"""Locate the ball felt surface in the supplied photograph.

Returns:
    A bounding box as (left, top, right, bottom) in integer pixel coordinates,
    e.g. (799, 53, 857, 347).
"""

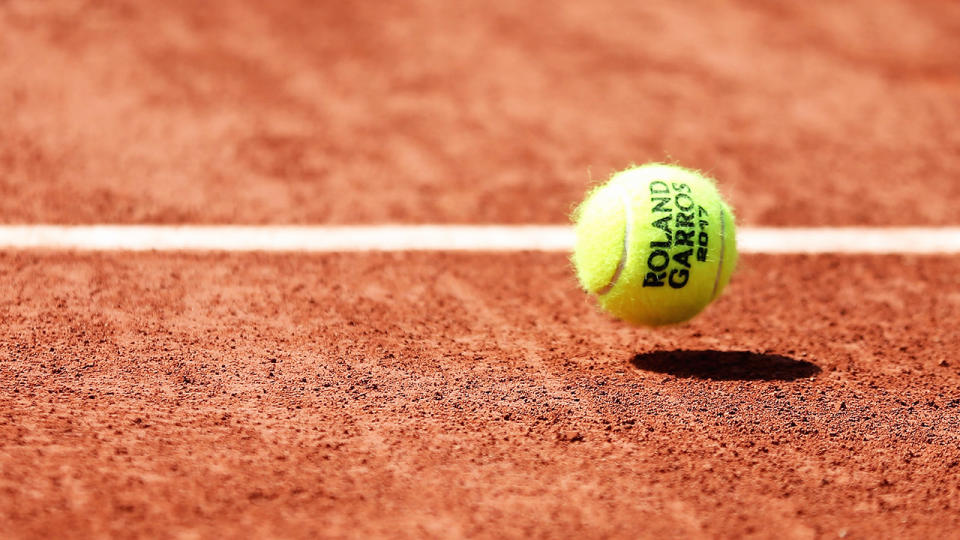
(572, 163, 737, 326)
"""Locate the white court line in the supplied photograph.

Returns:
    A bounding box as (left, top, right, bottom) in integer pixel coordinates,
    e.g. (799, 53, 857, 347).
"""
(0, 225, 958, 254)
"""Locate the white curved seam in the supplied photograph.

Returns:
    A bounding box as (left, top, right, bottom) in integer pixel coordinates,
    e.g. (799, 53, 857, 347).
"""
(597, 186, 632, 296)
(711, 207, 726, 299)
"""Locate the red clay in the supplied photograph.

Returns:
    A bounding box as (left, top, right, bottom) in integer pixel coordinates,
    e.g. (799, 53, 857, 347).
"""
(2, 0, 960, 225)
(1, 252, 959, 538)
(3, 1, 960, 538)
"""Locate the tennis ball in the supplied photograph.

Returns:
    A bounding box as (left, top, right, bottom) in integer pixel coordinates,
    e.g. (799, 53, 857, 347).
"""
(572, 163, 737, 326)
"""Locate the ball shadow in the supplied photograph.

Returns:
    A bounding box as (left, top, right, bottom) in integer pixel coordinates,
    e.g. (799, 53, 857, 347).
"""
(630, 349, 820, 381)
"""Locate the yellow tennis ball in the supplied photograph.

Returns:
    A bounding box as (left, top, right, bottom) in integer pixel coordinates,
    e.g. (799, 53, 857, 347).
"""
(572, 163, 737, 326)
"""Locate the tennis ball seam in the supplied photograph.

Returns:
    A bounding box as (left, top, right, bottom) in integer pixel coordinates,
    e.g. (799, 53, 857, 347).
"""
(710, 203, 727, 299)
(595, 183, 632, 296)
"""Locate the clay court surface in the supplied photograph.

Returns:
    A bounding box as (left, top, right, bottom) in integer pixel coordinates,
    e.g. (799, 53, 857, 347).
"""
(2, 1, 960, 538)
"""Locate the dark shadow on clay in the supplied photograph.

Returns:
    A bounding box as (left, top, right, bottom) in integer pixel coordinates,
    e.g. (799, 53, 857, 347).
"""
(630, 350, 820, 381)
